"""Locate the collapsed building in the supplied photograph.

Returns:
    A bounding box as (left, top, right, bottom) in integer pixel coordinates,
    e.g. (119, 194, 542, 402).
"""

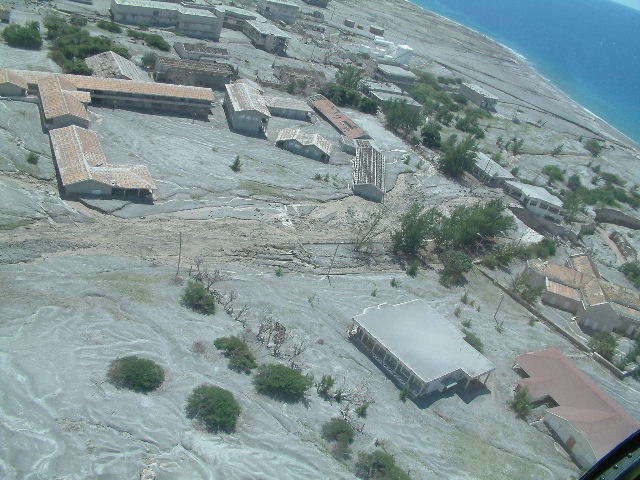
(352, 141, 385, 202)
(243, 19, 290, 55)
(524, 253, 640, 336)
(273, 65, 326, 88)
(85, 51, 150, 82)
(154, 57, 234, 89)
(110, 0, 224, 40)
(258, 0, 299, 25)
(350, 300, 495, 399)
(174, 42, 230, 62)
(513, 349, 639, 468)
(275, 128, 331, 162)
(49, 125, 156, 199)
(459, 82, 499, 111)
(308, 94, 370, 139)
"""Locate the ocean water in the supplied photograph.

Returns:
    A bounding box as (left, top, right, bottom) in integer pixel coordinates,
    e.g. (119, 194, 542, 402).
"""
(410, 0, 640, 145)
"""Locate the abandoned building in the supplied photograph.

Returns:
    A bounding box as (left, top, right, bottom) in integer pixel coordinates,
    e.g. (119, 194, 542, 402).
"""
(273, 65, 326, 88)
(524, 254, 640, 336)
(459, 82, 499, 110)
(350, 300, 495, 399)
(174, 42, 230, 62)
(258, 0, 299, 24)
(264, 95, 313, 121)
(340, 137, 374, 155)
(155, 57, 233, 89)
(369, 90, 421, 112)
(216, 5, 261, 30)
(110, 0, 224, 40)
(49, 125, 156, 199)
(223, 81, 270, 135)
(275, 128, 331, 162)
(308, 94, 370, 139)
(37, 75, 91, 130)
(503, 180, 563, 223)
(513, 348, 639, 468)
(243, 19, 290, 55)
(352, 142, 385, 202)
(369, 25, 385, 36)
(0, 68, 27, 97)
(375, 64, 418, 89)
(302, 0, 329, 8)
(471, 152, 515, 187)
(84, 51, 150, 82)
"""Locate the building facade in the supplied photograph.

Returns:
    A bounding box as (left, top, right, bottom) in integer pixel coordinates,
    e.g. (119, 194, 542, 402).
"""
(302, 0, 329, 7)
(0, 68, 27, 96)
(258, 0, 299, 24)
(174, 42, 229, 62)
(503, 181, 563, 223)
(265, 95, 313, 121)
(242, 19, 290, 54)
(459, 83, 498, 110)
(471, 152, 515, 187)
(155, 57, 233, 89)
(375, 64, 417, 89)
(352, 142, 385, 202)
(275, 128, 331, 162)
(223, 81, 270, 135)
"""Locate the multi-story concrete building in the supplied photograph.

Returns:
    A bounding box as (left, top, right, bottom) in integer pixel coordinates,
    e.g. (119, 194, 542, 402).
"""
(216, 5, 261, 30)
(375, 64, 417, 89)
(110, 0, 224, 40)
(243, 19, 290, 55)
(276, 128, 331, 162)
(155, 57, 233, 89)
(459, 82, 498, 110)
(302, 0, 329, 7)
(258, 0, 299, 24)
(503, 181, 563, 223)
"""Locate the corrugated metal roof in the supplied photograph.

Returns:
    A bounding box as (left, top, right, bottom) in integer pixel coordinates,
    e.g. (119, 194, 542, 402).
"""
(225, 82, 270, 116)
(515, 348, 640, 460)
(0, 67, 27, 90)
(265, 95, 312, 113)
(504, 181, 563, 207)
(276, 128, 331, 156)
(474, 152, 514, 180)
(353, 143, 384, 190)
(157, 57, 233, 75)
(308, 94, 369, 139)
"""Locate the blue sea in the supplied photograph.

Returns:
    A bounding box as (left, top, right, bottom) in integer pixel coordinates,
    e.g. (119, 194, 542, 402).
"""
(409, 0, 640, 145)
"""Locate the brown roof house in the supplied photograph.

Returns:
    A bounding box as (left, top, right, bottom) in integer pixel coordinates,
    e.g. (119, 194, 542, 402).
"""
(524, 253, 640, 336)
(0, 68, 27, 97)
(514, 348, 639, 468)
(275, 128, 331, 162)
(308, 94, 370, 139)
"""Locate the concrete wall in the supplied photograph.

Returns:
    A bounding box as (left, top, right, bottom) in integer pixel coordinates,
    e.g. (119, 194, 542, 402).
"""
(0, 83, 26, 97)
(90, 94, 211, 118)
(177, 11, 222, 40)
(542, 290, 581, 314)
(577, 303, 618, 333)
(156, 68, 230, 89)
(259, 0, 299, 24)
(459, 83, 498, 110)
(277, 140, 327, 162)
(65, 180, 112, 196)
(353, 183, 384, 203)
(595, 208, 640, 230)
(224, 94, 267, 134)
(544, 412, 596, 469)
(267, 105, 311, 121)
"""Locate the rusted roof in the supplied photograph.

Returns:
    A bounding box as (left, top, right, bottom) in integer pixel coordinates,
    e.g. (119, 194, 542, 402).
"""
(580, 277, 607, 307)
(224, 82, 270, 116)
(515, 348, 639, 460)
(308, 94, 369, 139)
(37, 75, 90, 124)
(0, 67, 27, 91)
(276, 128, 331, 156)
(49, 125, 155, 191)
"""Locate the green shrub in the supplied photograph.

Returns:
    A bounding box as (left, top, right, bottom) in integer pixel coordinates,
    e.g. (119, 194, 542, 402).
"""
(317, 374, 335, 398)
(2, 22, 43, 49)
(144, 33, 170, 51)
(96, 20, 122, 33)
(438, 134, 478, 178)
(141, 52, 157, 69)
(542, 164, 565, 183)
(510, 386, 532, 418)
(462, 328, 483, 353)
(439, 250, 473, 287)
(214, 336, 257, 373)
(26, 152, 39, 164)
(321, 418, 354, 445)
(406, 260, 419, 277)
(421, 122, 442, 149)
(588, 332, 618, 361)
(107, 355, 165, 393)
(181, 281, 216, 315)
(584, 138, 603, 157)
(186, 384, 241, 432)
(356, 450, 411, 480)
(69, 15, 88, 27)
(355, 403, 369, 418)
(230, 155, 241, 172)
(621, 261, 640, 288)
(110, 45, 132, 59)
(254, 364, 313, 401)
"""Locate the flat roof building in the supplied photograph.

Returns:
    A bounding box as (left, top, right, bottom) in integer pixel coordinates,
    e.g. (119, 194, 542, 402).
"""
(265, 95, 313, 121)
(460, 83, 498, 111)
(302, 0, 329, 7)
(243, 19, 290, 55)
(49, 125, 156, 199)
(514, 349, 640, 468)
(223, 81, 270, 135)
(375, 64, 417, 89)
(155, 56, 233, 89)
(276, 128, 331, 162)
(308, 94, 370, 139)
(258, 0, 299, 25)
(216, 5, 261, 30)
(471, 152, 515, 187)
(370, 91, 421, 111)
(110, 0, 224, 40)
(503, 180, 563, 224)
(0, 68, 27, 97)
(350, 300, 495, 398)
(85, 51, 150, 82)
(353, 142, 385, 202)
(174, 42, 229, 62)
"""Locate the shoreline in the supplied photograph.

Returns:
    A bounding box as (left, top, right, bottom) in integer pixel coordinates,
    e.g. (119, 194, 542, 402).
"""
(403, 0, 640, 151)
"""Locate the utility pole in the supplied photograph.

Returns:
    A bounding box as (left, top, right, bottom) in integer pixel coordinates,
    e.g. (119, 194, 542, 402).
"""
(176, 231, 182, 277)
(493, 293, 504, 323)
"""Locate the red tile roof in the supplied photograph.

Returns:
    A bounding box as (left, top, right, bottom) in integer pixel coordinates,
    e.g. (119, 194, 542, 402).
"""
(515, 348, 639, 459)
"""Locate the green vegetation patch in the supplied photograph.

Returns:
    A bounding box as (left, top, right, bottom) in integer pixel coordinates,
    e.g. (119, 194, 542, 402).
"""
(181, 281, 216, 315)
(2, 22, 43, 49)
(108, 355, 165, 393)
(254, 364, 313, 402)
(214, 336, 257, 373)
(355, 449, 411, 480)
(126, 28, 170, 51)
(186, 384, 241, 433)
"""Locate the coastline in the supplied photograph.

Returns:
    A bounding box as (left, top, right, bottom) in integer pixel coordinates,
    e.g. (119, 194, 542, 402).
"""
(398, 0, 640, 152)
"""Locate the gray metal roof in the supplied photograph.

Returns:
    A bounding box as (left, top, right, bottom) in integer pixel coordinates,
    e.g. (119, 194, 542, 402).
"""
(353, 300, 495, 383)
(245, 19, 291, 38)
(505, 181, 563, 207)
(462, 82, 498, 101)
(370, 91, 421, 107)
(377, 64, 417, 79)
(474, 152, 514, 180)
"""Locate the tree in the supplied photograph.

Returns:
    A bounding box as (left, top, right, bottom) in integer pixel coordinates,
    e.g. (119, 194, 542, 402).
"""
(563, 191, 583, 223)
(421, 122, 442, 149)
(438, 134, 478, 178)
(186, 384, 241, 432)
(510, 387, 533, 418)
(335, 65, 363, 90)
(382, 100, 423, 132)
(254, 364, 313, 401)
(584, 138, 603, 157)
(588, 332, 618, 361)
(321, 418, 355, 446)
(440, 250, 473, 286)
(181, 281, 216, 314)
(390, 203, 441, 256)
(621, 261, 640, 288)
(2, 22, 43, 49)
(542, 165, 565, 183)
(96, 20, 122, 33)
(107, 356, 165, 393)
(358, 96, 378, 114)
(316, 374, 336, 398)
(462, 328, 484, 353)
(214, 336, 257, 373)
(230, 155, 242, 172)
(141, 52, 157, 69)
(356, 450, 411, 480)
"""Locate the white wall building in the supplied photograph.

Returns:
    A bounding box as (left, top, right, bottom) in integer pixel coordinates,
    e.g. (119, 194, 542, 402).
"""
(242, 19, 290, 54)
(258, 0, 299, 24)
(471, 152, 515, 187)
(459, 83, 498, 110)
(223, 81, 270, 135)
(503, 181, 563, 223)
